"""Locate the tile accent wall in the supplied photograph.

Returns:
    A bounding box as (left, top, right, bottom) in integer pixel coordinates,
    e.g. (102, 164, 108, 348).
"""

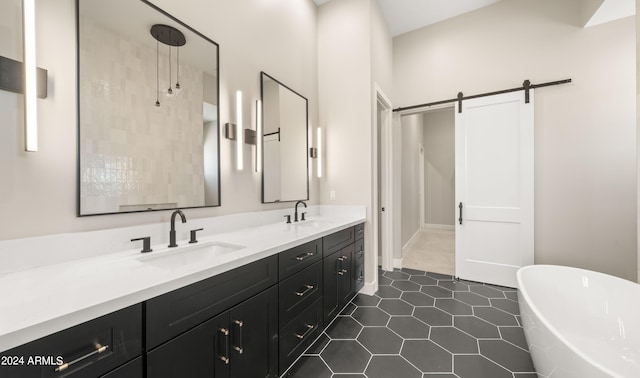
(79, 19, 205, 214)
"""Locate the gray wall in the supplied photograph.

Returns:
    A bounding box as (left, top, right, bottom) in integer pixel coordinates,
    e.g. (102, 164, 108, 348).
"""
(393, 0, 637, 281)
(422, 109, 455, 226)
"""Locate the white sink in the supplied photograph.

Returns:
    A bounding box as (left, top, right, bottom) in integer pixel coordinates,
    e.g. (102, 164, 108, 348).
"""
(136, 241, 244, 270)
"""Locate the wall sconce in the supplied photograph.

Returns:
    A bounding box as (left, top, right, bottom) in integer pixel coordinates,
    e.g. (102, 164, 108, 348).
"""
(310, 127, 322, 178)
(0, 0, 48, 152)
(23, 0, 37, 151)
(224, 91, 244, 170)
(256, 100, 262, 172)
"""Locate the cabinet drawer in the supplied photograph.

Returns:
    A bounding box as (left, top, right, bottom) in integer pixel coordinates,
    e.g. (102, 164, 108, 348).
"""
(0, 304, 142, 378)
(355, 223, 364, 240)
(355, 238, 364, 267)
(100, 356, 142, 378)
(279, 298, 322, 375)
(322, 227, 354, 257)
(145, 255, 278, 349)
(279, 261, 322, 328)
(279, 239, 322, 280)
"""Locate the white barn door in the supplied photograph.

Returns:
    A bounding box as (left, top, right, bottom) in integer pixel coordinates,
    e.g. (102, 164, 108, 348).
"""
(455, 91, 534, 288)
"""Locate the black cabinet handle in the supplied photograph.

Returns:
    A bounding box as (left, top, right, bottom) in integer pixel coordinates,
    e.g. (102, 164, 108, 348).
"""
(219, 328, 230, 364)
(337, 255, 347, 276)
(295, 324, 315, 340)
(295, 252, 314, 261)
(54, 344, 109, 372)
(458, 202, 463, 225)
(233, 320, 243, 354)
(295, 284, 314, 297)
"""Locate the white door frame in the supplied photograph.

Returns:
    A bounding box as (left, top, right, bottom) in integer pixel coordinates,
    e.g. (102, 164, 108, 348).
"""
(419, 144, 425, 228)
(373, 84, 394, 275)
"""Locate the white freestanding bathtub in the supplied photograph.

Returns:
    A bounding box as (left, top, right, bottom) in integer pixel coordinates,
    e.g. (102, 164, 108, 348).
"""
(517, 265, 640, 378)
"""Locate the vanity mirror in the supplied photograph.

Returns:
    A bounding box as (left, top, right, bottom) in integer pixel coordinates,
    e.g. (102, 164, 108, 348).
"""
(77, 0, 220, 215)
(260, 72, 309, 203)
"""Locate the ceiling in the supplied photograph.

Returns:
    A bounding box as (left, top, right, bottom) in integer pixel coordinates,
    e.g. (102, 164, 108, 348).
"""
(314, 0, 636, 36)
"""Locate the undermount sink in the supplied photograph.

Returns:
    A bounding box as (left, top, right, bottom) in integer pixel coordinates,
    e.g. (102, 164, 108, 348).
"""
(136, 241, 244, 270)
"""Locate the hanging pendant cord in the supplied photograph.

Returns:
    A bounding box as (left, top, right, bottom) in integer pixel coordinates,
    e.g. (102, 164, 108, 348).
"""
(155, 39, 160, 107)
(176, 47, 181, 89)
(168, 45, 173, 94)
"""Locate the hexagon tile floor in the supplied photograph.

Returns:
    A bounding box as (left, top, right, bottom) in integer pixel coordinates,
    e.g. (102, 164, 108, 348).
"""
(281, 267, 537, 378)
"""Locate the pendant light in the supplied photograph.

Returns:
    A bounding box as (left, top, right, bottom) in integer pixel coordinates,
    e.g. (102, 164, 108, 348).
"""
(150, 24, 186, 107)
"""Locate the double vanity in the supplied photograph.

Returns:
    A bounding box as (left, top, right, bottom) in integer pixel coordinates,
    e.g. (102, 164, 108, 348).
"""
(0, 206, 366, 377)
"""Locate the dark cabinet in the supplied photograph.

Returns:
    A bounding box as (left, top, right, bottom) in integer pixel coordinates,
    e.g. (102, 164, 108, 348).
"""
(0, 304, 142, 378)
(147, 286, 278, 378)
(323, 243, 355, 325)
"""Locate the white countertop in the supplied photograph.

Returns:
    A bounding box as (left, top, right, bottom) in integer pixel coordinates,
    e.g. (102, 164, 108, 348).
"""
(0, 206, 366, 352)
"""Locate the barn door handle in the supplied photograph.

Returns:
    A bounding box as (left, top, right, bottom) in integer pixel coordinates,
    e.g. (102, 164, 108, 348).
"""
(458, 202, 463, 225)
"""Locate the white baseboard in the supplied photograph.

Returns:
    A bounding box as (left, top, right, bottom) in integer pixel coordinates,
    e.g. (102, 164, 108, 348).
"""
(423, 223, 455, 231)
(360, 280, 377, 296)
(402, 228, 421, 253)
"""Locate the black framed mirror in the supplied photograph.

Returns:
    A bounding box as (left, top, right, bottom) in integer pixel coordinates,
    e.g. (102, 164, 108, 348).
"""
(260, 72, 309, 203)
(77, 0, 220, 216)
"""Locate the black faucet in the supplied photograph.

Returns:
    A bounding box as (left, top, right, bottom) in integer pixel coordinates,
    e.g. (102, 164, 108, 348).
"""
(168, 209, 187, 247)
(294, 200, 307, 222)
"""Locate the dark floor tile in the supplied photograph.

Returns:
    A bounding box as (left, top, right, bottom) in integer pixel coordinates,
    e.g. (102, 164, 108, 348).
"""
(454, 291, 491, 306)
(401, 340, 452, 373)
(514, 374, 538, 378)
(490, 298, 520, 315)
(306, 333, 330, 354)
(384, 270, 410, 280)
(392, 280, 421, 291)
(379, 298, 414, 315)
(375, 285, 402, 299)
(479, 339, 535, 372)
(320, 340, 371, 373)
(438, 280, 470, 292)
(326, 316, 363, 339)
(413, 307, 452, 326)
(409, 275, 438, 286)
(401, 267, 426, 275)
(340, 302, 356, 315)
(454, 355, 512, 378)
(430, 326, 479, 354)
(421, 375, 457, 378)
(357, 327, 403, 354)
(516, 315, 522, 327)
(352, 294, 381, 307)
(387, 316, 430, 339)
(401, 291, 435, 307)
(470, 285, 506, 298)
(352, 307, 391, 326)
(365, 355, 421, 378)
(454, 316, 500, 339)
(504, 291, 519, 301)
(474, 307, 519, 326)
(426, 272, 453, 280)
(483, 283, 516, 291)
(499, 326, 529, 350)
(333, 375, 366, 378)
(435, 298, 473, 315)
(283, 356, 331, 378)
(378, 275, 393, 286)
(421, 285, 453, 298)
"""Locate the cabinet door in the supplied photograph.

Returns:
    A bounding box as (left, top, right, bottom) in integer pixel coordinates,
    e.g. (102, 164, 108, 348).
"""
(147, 312, 228, 378)
(338, 244, 355, 306)
(323, 250, 341, 325)
(228, 286, 278, 378)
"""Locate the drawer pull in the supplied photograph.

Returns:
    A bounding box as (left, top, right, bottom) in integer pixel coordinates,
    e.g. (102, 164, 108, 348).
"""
(233, 320, 244, 354)
(358, 275, 364, 282)
(338, 270, 346, 276)
(54, 344, 109, 372)
(219, 328, 230, 364)
(295, 252, 314, 261)
(295, 284, 314, 297)
(295, 324, 315, 340)
(338, 255, 348, 262)
(357, 250, 364, 257)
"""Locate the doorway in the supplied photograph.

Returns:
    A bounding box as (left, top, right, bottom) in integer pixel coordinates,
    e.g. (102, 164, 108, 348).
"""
(400, 106, 456, 276)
